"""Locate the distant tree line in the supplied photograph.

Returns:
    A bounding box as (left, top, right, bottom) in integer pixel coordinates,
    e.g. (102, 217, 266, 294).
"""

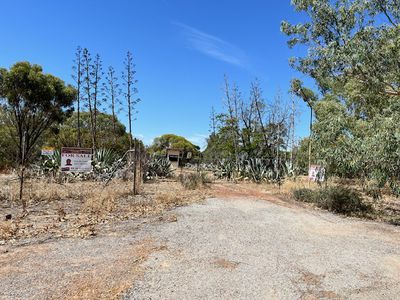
(203, 76, 296, 181)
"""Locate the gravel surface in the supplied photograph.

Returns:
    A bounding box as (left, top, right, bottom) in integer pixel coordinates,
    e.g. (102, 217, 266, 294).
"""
(1, 196, 400, 299)
(124, 197, 400, 300)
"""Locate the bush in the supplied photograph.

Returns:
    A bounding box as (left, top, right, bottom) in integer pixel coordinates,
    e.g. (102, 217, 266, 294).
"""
(364, 184, 382, 201)
(319, 186, 371, 215)
(293, 186, 372, 216)
(293, 188, 315, 203)
(179, 172, 210, 190)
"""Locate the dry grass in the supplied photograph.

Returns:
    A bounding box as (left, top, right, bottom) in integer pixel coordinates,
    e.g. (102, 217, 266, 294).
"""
(0, 220, 19, 240)
(0, 177, 211, 244)
(2, 173, 397, 244)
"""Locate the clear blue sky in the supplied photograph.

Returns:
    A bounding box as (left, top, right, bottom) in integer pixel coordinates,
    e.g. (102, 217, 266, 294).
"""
(1, 0, 313, 149)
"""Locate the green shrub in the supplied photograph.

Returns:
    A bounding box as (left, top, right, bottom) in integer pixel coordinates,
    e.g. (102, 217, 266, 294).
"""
(293, 186, 372, 216)
(179, 172, 210, 190)
(293, 188, 315, 203)
(318, 186, 371, 215)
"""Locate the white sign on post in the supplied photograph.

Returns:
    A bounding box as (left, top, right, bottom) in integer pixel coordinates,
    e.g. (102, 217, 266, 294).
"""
(308, 164, 325, 182)
(61, 147, 93, 172)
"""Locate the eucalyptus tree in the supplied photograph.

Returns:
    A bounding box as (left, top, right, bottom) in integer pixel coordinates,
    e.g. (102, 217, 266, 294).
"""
(282, 0, 400, 193)
(0, 62, 76, 208)
(290, 79, 318, 172)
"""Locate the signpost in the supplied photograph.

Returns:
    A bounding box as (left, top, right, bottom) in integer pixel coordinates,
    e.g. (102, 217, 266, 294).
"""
(308, 164, 325, 182)
(60, 147, 92, 172)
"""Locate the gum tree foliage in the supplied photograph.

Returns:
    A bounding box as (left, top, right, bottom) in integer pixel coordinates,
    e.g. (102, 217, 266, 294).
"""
(49, 111, 131, 155)
(0, 62, 76, 205)
(149, 134, 201, 158)
(282, 0, 400, 193)
(0, 107, 16, 169)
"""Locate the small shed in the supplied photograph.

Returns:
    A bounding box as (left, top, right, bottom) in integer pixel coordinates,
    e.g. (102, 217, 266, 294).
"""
(166, 148, 184, 168)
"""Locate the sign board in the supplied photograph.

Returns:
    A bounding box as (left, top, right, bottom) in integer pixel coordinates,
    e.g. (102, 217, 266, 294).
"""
(186, 151, 192, 159)
(61, 147, 92, 172)
(308, 164, 325, 182)
(41, 147, 55, 156)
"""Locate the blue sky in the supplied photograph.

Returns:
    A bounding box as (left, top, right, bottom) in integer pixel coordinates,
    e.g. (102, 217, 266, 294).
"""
(1, 0, 313, 149)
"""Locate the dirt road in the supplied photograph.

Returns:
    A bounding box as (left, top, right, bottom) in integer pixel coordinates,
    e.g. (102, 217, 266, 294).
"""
(1, 196, 400, 299)
(124, 197, 400, 299)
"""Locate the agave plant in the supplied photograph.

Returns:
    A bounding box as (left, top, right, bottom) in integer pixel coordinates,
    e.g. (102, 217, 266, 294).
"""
(284, 161, 294, 177)
(145, 155, 173, 179)
(244, 158, 271, 183)
(41, 150, 61, 175)
(214, 159, 236, 180)
(93, 148, 119, 174)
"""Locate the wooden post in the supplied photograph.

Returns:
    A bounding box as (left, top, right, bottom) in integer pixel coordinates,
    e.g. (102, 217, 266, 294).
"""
(308, 106, 313, 187)
(132, 139, 142, 195)
(133, 139, 137, 195)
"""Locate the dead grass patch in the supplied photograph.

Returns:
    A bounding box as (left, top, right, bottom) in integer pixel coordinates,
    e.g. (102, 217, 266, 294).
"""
(0, 220, 19, 240)
(0, 178, 210, 243)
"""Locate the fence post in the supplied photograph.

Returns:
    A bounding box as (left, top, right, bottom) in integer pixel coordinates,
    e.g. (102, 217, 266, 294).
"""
(133, 139, 143, 195)
(133, 139, 137, 194)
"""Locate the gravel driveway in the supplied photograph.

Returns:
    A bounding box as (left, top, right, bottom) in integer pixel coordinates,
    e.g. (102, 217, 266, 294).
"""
(1, 196, 400, 299)
(124, 197, 400, 299)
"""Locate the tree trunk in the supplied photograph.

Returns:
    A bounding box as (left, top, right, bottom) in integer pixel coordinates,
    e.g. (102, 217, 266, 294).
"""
(19, 131, 27, 212)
